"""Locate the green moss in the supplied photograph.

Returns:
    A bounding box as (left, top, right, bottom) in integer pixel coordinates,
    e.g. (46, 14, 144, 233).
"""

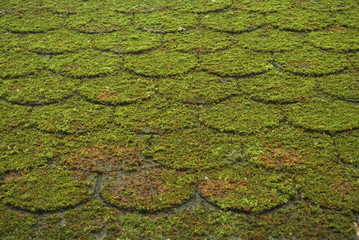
(164, 29, 233, 52)
(171, 0, 232, 13)
(298, 163, 359, 211)
(234, 0, 293, 12)
(334, 130, 359, 168)
(199, 96, 283, 134)
(201, 10, 266, 33)
(66, 10, 132, 33)
(0, 167, 93, 212)
(112, 0, 173, 13)
(29, 98, 113, 134)
(150, 128, 244, 170)
(101, 168, 196, 211)
(0, 10, 65, 33)
(199, 163, 295, 213)
(238, 71, 315, 103)
(236, 28, 305, 52)
(135, 11, 197, 33)
(0, 32, 26, 52)
(156, 72, 238, 103)
(285, 97, 359, 133)
(0, 72, 80, 104)
(334, 8, 359, 28)
(90, 28, 161, 53)
(0, 52, 46, 78)
(0, 101, 31, 131)
(317, 72, 359, 101)
(268, 8, 333, 31)
(124, 50, 197, 77)
(275, 46, 349, 76)
(114, 97, 198, 133)
(308, 27, 359, 52)
(292, 0, 358, 11)
(79, 73, 156, 105)
(349, 52, 359, 69)
(49, 51, 123, 78)
(200, 47, 272, 76)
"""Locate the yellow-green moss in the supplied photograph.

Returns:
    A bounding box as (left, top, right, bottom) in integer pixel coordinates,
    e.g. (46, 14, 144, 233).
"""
(171, 0, 232, 13)
(234, 0, 293, 13)
(293, 0, 358, 11)
(112, 0, 173, 13)
(0, 101, 31, 131)
(334, 130, 359, 168)
(334, 8, 359, 28)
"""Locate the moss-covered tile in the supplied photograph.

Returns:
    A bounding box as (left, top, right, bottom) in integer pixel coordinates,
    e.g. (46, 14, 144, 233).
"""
(124, 50, 197, 77)
(199, 96, 283, 134)
(0, 52, 46, 78)
(236, 28, 305, 52)
(156, 72, 238, 103)
(234, 0, 292, 12)
(0, 101, 31, 131)
(334, 130, 359, 168)
(201, 10, 266, 33)
(171, 0, 232, 13)
(298, 163, 359, 211)
(317, 72, 359, 101)
(200, 48, 272, 76)
(275, 46, 349, 76)
(268, 8, 333, 31)
(114, 98, 198, 133)
(150, 128, 244, 170)
(0, 72, 80, 104)
(0, 10, 65, 33)
(30, 98, 113, 134)
(90, 29, 161, 53)
(112, 0, 173, 13)
(238, 71, 315, 103)
(0, 167, 93, 212)
(349, 52, 359, 70)
(285, 97, 359, 133)
(135, 11, 197, 33)
(101, 168, 196, 212)
(334, 8, 359, 28)
(48, 51, 123, 78)
(66, 10, 132, 33)
(293, 0, 358, 11)
(308, 27, 359, 52)
(78, 73, 155, 105)
(199, 163, 295, 213)
(0, 32, 26, 53)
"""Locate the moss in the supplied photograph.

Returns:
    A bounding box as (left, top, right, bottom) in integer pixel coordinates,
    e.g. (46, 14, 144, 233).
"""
(164, 29, 233, 53)
(66, 10, 132, 33)
(135, 11, 197, 33)
(0, 9, 65, 33)
(334, 130, 359, 168)
(0, 166, 93, 212)
(101, 168, 196, 211)
(30, 98, 113, 134)
(156, 72, 238, 103)
(349, 52, 359, 69)
(0, 32, 26, 52)
(238, 71, 315, 103)
(275, 45, 349, 76)
(114, 97, 198, 133)
(0, 101, 31, 131)
(201, 10, 266, 33)
(90, 28, 161, 53)
(297, 163, 359, 211)
(49, 51, 123, 78)
(199, 163, 295, 213)
(124, 49, 197, 77)
(0, 72, 80, 104)
(150, 128, 244, 170)
(334, 8, 359, 28)
(171, 0, 232, 13)
(199, 96, 283, 134)
(112, 0, 173, 13)
(200, 47, 272, 76)
(292, 0, 358, 11)
(308, 27, 359, 52)
(0, 52, 46, 78)
(268, 8, 333, 31)
(236, 28, 305, 52)
(285, 97, 359, 133)
(234, 0, 293, 13)
(317, 72, 359, 101)
(79, 73, 155, 105)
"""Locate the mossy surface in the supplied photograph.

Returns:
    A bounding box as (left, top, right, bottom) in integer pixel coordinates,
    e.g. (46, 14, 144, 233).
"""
(334, 130, 359, 168)
(0, 32, 26, 52)
(293, 0, 358, 11)
(285, 97, 359, 133)
(200, 48, 272, 76)
(49, 51, 123, 78)
(124, 50, 197, 77)
(275, 46, 349, 76)
(334, 8, 359, 28)
(111, 0, 173, 13)
(101, 168, 196, 211)
(157, 72, 238, 103)
(199, 96, 283, 134)
(234, 0, 293, 13)
(0, 72, 79, 104)
(0, 167, 93, 212)
(0, 101, 31, 131)
(171, 0, 232, 13)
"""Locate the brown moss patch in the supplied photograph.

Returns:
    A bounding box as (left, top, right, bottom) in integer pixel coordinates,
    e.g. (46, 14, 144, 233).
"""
(258, 148, 304, 170)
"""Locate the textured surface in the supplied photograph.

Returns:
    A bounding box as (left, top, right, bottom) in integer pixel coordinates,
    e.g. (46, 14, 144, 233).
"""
(1, 0, 359, 239)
